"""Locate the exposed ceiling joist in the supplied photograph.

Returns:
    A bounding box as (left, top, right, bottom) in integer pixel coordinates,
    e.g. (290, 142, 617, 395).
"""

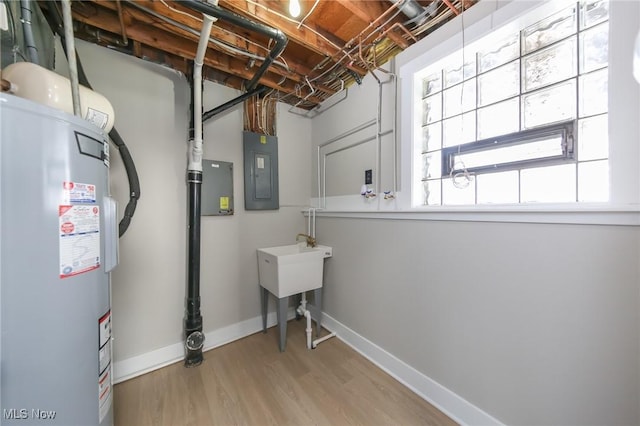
(38, 0, 475, 109)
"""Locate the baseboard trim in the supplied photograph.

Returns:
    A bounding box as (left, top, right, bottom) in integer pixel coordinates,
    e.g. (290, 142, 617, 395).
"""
(113, 308, 295, 384)
(114, 310, 503, 425)
(321, 313, 504, 426)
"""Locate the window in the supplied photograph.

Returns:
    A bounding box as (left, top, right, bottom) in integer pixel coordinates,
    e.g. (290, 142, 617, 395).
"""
(415, 0, 609, 206)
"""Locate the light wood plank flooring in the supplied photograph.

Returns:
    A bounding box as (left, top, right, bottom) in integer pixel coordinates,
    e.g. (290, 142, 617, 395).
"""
(114, 320, 456, 426)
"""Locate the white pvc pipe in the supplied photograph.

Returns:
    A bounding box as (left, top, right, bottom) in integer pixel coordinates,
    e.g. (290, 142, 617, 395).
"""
(61, 0, 81, 117)
(297, 292, 335, 349)
(312, 332, 336, 349)
(304, 310, 312, 350)
(189, 14, 215, 172)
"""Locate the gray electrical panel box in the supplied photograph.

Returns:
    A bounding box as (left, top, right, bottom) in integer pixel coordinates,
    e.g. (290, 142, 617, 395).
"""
(202, 159, 234, 215)
(243, 131, 279, 210)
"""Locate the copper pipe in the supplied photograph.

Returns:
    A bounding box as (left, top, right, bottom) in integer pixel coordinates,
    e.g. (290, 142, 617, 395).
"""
(115, 0, 129, 45)
(380, 22, 417, 44)
(313, 0, 405, 78)
(358, 37, 381, 83)
(442, 0, 460, 15)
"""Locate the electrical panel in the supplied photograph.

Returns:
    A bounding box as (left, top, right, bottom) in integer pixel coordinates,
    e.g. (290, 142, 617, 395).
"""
(243, 131, 279, 210)
(202, 159, 234, 216)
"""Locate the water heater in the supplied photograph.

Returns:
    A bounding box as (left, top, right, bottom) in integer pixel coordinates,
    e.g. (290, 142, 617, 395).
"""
(0, 92, 118, 425)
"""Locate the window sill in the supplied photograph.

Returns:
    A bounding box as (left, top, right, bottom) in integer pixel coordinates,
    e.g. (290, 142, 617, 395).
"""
(308, 202, 640, 226)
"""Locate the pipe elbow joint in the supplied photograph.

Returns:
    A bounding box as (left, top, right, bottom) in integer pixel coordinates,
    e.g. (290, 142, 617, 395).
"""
(274, 28, 287, 43)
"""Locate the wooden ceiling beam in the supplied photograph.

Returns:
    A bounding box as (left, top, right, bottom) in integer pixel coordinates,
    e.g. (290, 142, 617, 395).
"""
(338, 0, 390, 25)
(339, 0, 409, 49)
(216, 0, 367, 75)
(71, 9, 327, 104)
(85, 0, 335, 95)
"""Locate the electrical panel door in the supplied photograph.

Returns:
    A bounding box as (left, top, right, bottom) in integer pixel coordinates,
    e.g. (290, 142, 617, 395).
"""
(243, 132, 279, 210)
(202, 160, 233, 216)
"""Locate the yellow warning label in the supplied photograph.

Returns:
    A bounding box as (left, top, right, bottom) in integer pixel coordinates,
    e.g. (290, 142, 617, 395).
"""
(220, 197, 229, 210)
(260, 135, 267, 144)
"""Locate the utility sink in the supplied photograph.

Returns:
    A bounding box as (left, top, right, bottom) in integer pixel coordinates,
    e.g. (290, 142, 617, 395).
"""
(257, 244, 332, 298)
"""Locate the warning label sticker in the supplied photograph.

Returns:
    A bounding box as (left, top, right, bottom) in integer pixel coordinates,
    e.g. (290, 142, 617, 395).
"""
(62, 181, 96, 204)
(98, 311, 111, 374)
(98, 367, 112, 423)
(85, 107, 109, 130)
(59, 205, 100, 278)
(103, 140, 110, 168)
(98, 310, 112, 423)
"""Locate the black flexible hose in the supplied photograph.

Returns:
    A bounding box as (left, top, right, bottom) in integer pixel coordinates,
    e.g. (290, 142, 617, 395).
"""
(49, 2, 140, 237)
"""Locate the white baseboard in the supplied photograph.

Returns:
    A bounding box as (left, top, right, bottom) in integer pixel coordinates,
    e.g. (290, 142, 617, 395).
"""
(113, 309, 502, 426)
(321, 313, 504, 426)
(113, 308, 295, 384)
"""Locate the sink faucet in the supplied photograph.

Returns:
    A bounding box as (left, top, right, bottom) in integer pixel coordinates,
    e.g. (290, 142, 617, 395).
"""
(296, 233, 317, 248)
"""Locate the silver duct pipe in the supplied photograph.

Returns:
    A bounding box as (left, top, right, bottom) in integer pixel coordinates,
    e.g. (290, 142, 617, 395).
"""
(390, 0, 438, 25)
(19, 0, 39, 64)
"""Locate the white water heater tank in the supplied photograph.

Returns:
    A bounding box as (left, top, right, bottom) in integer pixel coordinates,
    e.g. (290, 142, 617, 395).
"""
(2, 61, 115, 132)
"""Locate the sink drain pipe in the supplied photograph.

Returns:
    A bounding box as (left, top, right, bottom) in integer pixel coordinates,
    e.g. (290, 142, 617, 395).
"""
(296, 294, 336, 349)
(184, 12, 215, 367)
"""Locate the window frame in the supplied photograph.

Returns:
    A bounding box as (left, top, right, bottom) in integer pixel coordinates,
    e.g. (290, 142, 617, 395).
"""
(441, 120, 576, 177)
(410, 0, 612, 208)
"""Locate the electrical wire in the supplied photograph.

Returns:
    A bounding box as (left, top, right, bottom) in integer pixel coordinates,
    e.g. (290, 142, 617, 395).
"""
(297, 0, 320, 29)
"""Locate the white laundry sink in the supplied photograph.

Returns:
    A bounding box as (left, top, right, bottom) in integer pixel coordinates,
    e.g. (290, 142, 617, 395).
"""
(257, 244, 332, 298)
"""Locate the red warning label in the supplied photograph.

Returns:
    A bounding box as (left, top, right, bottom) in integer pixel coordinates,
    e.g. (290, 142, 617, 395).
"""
(60, 222, 75, 234)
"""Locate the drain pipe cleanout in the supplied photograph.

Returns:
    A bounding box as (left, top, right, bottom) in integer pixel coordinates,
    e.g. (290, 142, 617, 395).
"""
(184, 12, 215, 368)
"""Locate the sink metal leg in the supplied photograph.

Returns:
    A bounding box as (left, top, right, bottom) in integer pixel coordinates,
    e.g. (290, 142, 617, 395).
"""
(260, 286, 268, 333)
(277, 297, 288, 352)
(313, 288, 322, 337)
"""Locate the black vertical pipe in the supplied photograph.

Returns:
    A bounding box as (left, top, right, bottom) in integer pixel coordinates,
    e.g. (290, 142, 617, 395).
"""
(184, 74, 204, 367)
(179, 0, 287, 366)
(184, 170, 203, 366)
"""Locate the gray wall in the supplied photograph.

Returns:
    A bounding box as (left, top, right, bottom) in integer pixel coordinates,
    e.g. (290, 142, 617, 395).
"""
(317, 217, 639, 425)
(68, 40, 311, 363)
(311, 1, 640, 424)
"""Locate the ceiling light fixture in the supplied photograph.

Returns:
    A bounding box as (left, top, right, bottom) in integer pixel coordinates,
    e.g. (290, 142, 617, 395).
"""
(289, 0, 301, 18)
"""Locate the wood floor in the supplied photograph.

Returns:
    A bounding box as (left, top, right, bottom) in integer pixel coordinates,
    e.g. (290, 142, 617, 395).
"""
(114, 320, 456, 426)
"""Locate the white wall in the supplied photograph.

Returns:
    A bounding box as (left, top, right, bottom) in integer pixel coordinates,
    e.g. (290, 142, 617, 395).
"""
(310, 1, 640, 424)
(68, 41, 311, 364)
